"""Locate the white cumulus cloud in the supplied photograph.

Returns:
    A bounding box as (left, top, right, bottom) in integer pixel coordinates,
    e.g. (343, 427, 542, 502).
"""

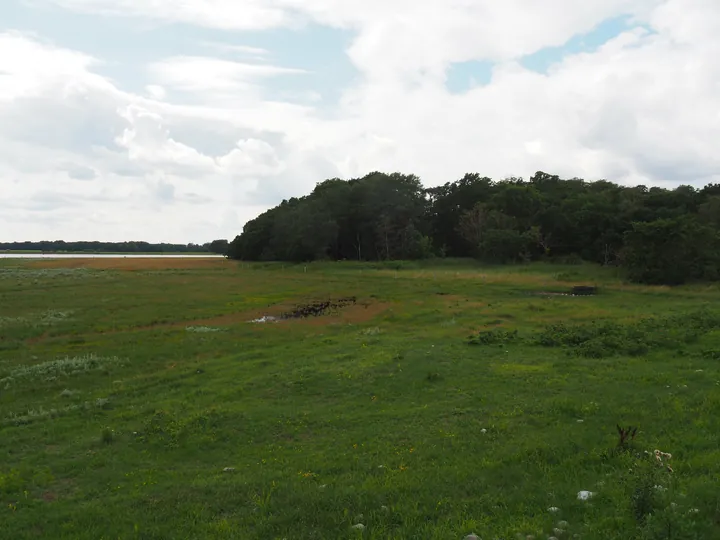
(2, 0, 720, 242)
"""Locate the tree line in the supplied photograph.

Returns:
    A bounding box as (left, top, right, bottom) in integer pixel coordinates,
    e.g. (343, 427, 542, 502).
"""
(0, 240, 229, 255)
(228, 171, 720, 285)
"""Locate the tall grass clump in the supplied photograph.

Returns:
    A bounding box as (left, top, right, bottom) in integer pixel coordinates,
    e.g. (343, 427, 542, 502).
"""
(535, 309, 720, 358)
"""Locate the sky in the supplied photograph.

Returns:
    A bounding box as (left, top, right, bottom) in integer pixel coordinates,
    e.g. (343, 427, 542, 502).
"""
(1, 0, 719, 243)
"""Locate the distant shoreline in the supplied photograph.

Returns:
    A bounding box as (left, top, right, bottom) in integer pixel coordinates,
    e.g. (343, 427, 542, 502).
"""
(0, 252, 225, 259)
(0, 251, 215, 255)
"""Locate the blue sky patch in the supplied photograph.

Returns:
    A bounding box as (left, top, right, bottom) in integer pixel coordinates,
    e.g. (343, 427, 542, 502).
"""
(1, 2, 358, 105)
(520, 15, 634, 74)
(445, 60, 494, 94)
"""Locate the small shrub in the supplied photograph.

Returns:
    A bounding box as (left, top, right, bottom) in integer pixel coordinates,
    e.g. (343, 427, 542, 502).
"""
(468, 328, 519, 346)
(631, 461, 657, 524)
(699, 349, 720, 360)
(101, 427, 114, 445)
(425, 372, 441, 383)
(0, 469, 24, 494)
(617, 425, 638, 448)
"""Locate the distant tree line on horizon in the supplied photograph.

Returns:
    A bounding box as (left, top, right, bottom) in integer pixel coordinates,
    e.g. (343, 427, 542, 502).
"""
(0, 240, 229, 255)
(227, 170, 720, 285)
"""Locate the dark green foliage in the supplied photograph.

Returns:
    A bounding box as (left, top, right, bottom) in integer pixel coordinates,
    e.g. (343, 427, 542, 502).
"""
(229, 172, 430, 262)
(477, 228, 533, 263)
(101, 427, 114, 445)
(425, 371, 442, 382)
(536, 310, 720, 358)
(227, 170, 720, 285)
(207, 239, 229, 255)
(0, 241, 212, 253)
(628, 454, 661, 524)
(622, 216, 720, 285)
(467, 328, 519, 345)
(571, 286, 598, 295)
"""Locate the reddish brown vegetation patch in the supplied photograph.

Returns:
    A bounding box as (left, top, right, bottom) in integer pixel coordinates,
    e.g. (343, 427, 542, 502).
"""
(29, 257, 228, 271)
(57, 298, 393, 337)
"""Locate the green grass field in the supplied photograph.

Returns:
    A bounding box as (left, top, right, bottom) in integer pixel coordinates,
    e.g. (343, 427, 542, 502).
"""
(1, 257, 719, 539)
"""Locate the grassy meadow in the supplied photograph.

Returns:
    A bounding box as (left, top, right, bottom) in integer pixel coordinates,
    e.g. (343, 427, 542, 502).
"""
(1, 257, 720, 539)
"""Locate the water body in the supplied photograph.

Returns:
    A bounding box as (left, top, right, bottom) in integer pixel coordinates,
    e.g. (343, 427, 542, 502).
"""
(0, 253, 225, 259)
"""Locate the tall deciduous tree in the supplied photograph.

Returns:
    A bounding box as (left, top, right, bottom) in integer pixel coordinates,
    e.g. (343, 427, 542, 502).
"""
(226, 169, 720, 285)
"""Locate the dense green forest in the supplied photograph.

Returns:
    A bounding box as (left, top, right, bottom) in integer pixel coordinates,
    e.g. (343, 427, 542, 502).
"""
(228, 170, 720, 285)
(0, 240, 228, 254)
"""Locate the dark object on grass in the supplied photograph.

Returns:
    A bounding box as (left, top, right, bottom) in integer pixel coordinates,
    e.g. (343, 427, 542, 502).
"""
(101, 427, 114, 445)
(426, 372, 441, 382)
(282, 297, 357, 319)
(571, 286, 598, 296)
(617, 424, 638, 447)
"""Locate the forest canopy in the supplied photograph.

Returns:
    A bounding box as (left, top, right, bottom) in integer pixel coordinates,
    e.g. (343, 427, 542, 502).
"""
(228, 171, 720, 285)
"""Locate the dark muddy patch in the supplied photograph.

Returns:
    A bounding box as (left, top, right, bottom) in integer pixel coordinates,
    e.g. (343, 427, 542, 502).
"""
(282, 297, 357, 319)
(571, 286, 598, 296)
(250, 297, 359, 323)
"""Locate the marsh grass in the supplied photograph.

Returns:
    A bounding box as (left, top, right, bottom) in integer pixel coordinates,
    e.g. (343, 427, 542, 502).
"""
(0, 258, 719, 539)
